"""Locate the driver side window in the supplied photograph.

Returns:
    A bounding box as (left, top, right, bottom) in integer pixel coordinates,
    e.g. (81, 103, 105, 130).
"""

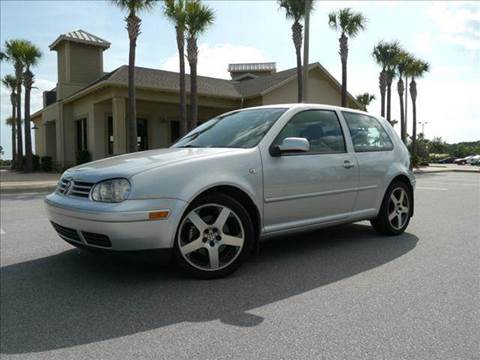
(275, 110, 346, 154)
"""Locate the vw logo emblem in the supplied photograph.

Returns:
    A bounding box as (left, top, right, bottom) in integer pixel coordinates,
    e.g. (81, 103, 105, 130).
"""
(63, 179, 73, 195)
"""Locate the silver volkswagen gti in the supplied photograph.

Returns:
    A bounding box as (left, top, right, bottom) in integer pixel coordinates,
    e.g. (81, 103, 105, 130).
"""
(45, 104, 415, 278)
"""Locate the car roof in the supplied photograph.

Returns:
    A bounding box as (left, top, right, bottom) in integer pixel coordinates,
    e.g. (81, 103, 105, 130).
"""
(240, 103, 374, 117)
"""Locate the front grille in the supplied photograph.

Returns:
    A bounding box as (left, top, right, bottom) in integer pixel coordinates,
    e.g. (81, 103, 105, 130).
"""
(51, 221, 82, 242)
(82, 231, 112, 248)
(57, 178, 94, 198)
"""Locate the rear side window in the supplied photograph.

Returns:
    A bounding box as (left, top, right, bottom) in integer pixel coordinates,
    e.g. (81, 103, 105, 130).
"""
(274, 110, 346, 154)
(342, 112, 393, 152)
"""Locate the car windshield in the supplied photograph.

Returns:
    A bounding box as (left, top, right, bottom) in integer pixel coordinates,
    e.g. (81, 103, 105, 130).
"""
(172, 108, 287, 149)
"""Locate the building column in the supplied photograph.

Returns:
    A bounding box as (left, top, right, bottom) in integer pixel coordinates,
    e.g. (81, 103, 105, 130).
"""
(87, 103, 106, 160)
(112, 97, 127, 154)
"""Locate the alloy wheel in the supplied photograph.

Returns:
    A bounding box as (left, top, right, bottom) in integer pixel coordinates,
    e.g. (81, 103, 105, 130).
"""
(388, 187, 410, 230)
(178, 203, 245, 271)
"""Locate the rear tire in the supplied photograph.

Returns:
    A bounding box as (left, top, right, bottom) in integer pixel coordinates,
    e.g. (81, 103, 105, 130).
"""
(371, 181, 412, 236)
(174, 193, 254, 279)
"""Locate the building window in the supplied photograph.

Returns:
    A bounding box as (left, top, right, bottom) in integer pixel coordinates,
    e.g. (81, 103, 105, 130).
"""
(170, 121, 180, 144)
(107, 116, 114, 155)
(137, 118, 148, 151)
(75, 118, 87, 152)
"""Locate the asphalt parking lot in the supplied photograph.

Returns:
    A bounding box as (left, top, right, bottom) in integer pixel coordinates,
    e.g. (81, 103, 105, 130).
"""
(1, 172, 479, 360)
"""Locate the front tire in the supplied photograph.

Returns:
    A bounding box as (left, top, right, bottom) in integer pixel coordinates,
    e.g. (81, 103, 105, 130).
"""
(371, 181, 412, 236)
(174, 193, 254, 279)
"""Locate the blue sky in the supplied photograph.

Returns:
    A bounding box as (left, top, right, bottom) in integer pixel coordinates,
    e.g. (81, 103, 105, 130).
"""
(1, 0, 479, 159)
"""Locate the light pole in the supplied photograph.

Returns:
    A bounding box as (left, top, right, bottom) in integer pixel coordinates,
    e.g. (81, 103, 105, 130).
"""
(302, 0, 311, 102)
(418, 121, 428, 138)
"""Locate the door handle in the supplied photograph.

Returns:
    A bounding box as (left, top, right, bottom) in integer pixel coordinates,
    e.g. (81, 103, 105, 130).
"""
(343, 160, 355, 169)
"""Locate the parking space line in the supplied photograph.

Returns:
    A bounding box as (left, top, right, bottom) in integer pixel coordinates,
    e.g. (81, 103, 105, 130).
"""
(416, 187, 448, 191)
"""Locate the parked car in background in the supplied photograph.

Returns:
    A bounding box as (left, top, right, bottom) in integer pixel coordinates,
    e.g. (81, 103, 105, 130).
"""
(438, 157, 456, 164)
(470, 155, 480, 165)
(45, 104, 415, 278)
(454, 157, 470, 165)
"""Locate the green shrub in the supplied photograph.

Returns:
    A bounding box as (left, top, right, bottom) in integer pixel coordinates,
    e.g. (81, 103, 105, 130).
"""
(411, 155, 421, 168)
(76, 150, 91, 165)
(32, 155, 40, 171)
(41, 156, 53, 172)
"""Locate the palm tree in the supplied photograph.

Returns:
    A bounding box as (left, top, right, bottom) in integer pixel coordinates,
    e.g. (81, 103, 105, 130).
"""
(395, 51, 413, 144)
(278, 0, 314, 103)
(372, 41, 400, 121)
(164, 0, 188, 137)
(328, 8, 367, 107)
(2, 75, 17, 169)
(5, 117, 16, 166)
(5, 39, 29, 170)
(355, 92, 375, 110)
(406, 58, 429, 157)
(110, 0, 155, 152)
(20, 42, 42, 172)
(185, 0, 214, 130)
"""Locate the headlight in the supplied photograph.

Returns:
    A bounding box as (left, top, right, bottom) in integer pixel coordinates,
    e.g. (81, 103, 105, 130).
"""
(91, 178, 131, 203)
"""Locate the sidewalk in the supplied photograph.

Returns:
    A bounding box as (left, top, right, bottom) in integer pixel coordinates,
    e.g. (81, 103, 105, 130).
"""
(0, 164, 478, 194)
(0, 169, 60, 194)
(414, 164, 480, 174)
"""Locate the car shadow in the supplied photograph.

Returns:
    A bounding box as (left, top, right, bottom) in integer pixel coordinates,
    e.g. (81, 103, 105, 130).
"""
(1, 223, 418, 354)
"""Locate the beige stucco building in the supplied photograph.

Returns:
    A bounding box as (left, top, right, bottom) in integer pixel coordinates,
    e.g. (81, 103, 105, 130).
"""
(32, 30, 361, 167)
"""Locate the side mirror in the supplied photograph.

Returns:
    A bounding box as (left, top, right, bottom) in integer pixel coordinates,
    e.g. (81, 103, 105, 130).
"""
(270, 137, 310, 157)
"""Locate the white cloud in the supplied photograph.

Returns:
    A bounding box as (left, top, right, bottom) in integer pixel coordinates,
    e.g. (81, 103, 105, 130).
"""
(160, 43, 267, 79)
(414, 32, 434, 55)
(427, 2, 480, 50)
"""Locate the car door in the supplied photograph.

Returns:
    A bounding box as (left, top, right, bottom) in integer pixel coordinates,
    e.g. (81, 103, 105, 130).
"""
(340, 111, 396, 213)
(261, 109, 359, 233)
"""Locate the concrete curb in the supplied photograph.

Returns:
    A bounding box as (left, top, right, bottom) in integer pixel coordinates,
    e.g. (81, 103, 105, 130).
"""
(1, 184, 57, 194)
(414, 169, 480, 175)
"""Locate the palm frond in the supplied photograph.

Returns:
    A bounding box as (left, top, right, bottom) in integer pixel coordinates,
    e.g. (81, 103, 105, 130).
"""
(1, 74, 17, 90)
(406, 58, 430, 78)
(20, 42, 42, 68)
(278, 0, 314, 22)
(5, 116, 15, 127)
(185, 0, 215, 36)
(110, 0, 156, 15)
(356, 92, 375, 106)
(329, 8, 367, 37)
(164, 0, 187, 28)
(372, 40, 402, 69)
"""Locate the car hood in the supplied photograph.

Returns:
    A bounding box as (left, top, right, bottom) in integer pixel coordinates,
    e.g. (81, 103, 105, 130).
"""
(64, 148, 243, 183)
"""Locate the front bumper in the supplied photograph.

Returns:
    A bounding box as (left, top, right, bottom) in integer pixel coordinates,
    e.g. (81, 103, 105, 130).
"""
(45, 192, 187, 251)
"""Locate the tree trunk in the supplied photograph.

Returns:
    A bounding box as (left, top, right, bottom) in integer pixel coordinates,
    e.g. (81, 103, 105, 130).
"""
(23, 69, 34, 172)
(292, 21, 303, 102)
(379, 70, 386, 117)
(386, 73, 393, 123)
(410, 79, 418, 157)
(176, 26, 187, 137)
(397, 77, 405, 144)
(404, 76, 408, 137)
(339, 33, 348, 107)
(126, 13, 141, 153)
(187, 36, 198, 130)
(10, 93, 17, 170)
(15, 65, 23, 171)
